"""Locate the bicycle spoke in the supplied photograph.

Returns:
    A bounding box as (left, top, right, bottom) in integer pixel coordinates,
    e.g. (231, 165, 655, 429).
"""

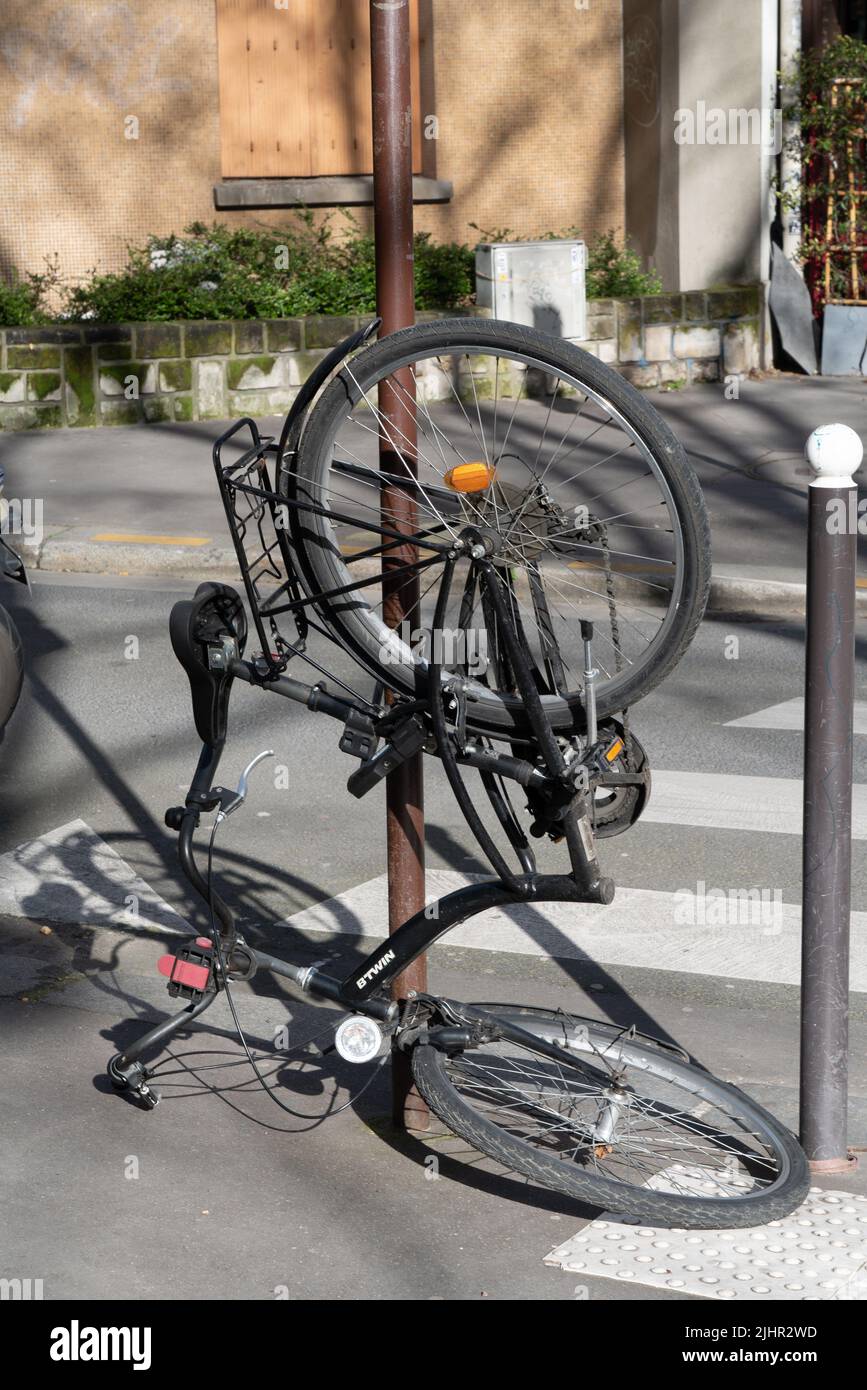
(443, 1033, 785, 1201)
(294, 335, 700, 730)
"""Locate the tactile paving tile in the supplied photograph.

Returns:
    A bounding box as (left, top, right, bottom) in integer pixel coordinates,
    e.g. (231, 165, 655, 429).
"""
(545, 1177, 867, 1301)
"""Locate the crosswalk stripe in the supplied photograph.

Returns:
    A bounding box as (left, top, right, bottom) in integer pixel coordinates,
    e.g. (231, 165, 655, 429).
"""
(725, 696, 867, 736)
(285, 868, 867, 990)
(5, 774, 864, 992)
(0, 819, 188, 932)
(646, 769, 867, 838)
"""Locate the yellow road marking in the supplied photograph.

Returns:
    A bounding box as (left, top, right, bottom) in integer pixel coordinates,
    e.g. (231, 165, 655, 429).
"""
(568, 560, 672, 574)
(91, 533, 211, 546)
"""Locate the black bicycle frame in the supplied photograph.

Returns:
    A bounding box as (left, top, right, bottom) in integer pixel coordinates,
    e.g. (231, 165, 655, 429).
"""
(335, 873, 599, 1002)
(223, 868, 607, 1027)
(119, 402, 623, 1073)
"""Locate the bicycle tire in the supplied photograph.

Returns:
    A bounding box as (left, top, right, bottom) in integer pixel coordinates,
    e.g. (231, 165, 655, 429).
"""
(288, 319, 711, 740)
(0, 603, 23, 734)
(411, 1005, 810, 1229)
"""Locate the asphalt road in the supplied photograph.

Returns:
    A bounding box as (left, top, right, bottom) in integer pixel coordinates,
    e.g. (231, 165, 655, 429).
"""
(1, 570, 866, 1300)
(2, 569, 865, 920)
(2, 374, 866, 584)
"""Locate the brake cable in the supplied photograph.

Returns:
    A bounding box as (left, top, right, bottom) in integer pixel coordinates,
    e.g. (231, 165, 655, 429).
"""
(202, 816, 389, 1122)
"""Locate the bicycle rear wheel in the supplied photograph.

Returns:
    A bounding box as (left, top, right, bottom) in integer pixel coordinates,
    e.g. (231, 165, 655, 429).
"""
(412, 1005, 809, 1229)
(286, 319, 710, 740)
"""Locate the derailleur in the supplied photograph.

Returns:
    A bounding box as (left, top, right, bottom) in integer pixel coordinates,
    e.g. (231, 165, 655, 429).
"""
(534, 488, 607, 547)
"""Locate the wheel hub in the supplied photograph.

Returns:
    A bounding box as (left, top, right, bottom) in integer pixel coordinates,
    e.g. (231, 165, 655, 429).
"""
(472, 482, 560, 562)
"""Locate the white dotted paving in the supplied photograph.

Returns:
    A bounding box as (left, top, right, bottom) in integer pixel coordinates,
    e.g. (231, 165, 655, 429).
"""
(545, 1182, 867, 1301)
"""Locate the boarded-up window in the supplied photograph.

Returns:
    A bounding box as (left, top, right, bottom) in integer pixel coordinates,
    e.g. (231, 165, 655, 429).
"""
(215, 0, 423, 178)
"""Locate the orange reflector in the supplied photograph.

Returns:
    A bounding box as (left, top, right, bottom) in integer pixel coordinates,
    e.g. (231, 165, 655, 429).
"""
(605, 738, 624, 763)
(444, 461, 496, 493)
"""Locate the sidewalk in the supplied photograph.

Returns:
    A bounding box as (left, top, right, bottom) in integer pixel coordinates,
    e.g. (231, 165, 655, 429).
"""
(2, 901, 865, 1301)
(2, 374, 866, 616)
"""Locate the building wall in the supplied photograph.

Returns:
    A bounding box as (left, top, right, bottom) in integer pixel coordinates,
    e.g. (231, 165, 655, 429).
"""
(0, 0, 625, 294)
(0, 0, 222, 291)
(623, 0, 679, 288)
(624, 0, 778, 292)
(416, 0, 625, 244)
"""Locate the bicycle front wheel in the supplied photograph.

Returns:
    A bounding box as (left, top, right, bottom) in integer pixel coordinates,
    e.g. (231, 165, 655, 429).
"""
(287, 319, 710, 740)
(412, 1005, 809, 1229)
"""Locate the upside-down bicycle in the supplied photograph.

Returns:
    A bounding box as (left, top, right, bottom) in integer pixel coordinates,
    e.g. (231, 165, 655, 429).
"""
(108, 317, 809, 1229)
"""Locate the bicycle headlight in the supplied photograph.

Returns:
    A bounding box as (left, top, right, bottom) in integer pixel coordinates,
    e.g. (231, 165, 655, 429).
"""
(334, 1015, 384, 1064)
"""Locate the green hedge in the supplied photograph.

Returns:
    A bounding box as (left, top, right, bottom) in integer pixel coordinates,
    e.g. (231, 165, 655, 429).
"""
(0, 216, 660, 327)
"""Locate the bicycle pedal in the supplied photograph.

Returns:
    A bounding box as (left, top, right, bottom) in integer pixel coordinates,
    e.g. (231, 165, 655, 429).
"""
(108, 1056, 161, 1110)
(157, 937, 215, 999)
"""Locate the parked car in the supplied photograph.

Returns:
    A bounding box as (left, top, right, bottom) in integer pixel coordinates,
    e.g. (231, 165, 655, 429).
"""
(0, 465, 26, 735)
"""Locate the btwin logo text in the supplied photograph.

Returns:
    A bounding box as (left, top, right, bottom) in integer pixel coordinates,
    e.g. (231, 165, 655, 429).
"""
(356, 949, 396, 990)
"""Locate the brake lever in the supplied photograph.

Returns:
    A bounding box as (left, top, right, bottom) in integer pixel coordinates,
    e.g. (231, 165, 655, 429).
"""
(214, 749, 274, 821)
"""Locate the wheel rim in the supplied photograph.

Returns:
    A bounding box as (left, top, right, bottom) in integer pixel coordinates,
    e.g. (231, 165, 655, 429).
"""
(291, 341, 691, 726)
(438, 1018, 795, 1207)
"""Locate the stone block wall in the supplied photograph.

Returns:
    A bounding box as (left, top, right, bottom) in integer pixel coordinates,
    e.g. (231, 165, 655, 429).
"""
(0, 318, 338, 430)
(577, 287, 761, 389)
(0, 290, 762, 431)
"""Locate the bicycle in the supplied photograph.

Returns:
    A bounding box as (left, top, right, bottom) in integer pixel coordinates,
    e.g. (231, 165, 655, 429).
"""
(108, 317, 809, 1229)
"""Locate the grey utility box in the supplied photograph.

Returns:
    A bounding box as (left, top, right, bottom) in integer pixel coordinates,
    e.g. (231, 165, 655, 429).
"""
(475, 239, 587, 340)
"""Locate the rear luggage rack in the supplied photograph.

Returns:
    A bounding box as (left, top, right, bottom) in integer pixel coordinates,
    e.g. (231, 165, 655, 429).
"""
(213, 417, 309, 678)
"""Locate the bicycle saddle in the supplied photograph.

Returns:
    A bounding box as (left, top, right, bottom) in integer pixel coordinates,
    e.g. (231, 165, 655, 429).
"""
(169, 582, 248, 746)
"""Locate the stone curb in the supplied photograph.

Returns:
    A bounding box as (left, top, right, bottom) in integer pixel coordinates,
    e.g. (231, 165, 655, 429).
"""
(707, 576, 867, 619)
(16, 538, 867, 618)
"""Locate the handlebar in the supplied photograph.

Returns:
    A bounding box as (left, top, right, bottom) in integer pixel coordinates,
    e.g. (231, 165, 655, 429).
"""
(228, 654, 553, 795)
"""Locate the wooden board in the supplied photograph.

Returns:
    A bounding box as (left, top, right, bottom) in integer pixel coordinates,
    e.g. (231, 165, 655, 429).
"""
(216, 0, 422, 179)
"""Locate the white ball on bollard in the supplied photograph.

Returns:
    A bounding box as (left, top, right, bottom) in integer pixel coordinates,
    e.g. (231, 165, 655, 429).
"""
(804, 423, 863, 487)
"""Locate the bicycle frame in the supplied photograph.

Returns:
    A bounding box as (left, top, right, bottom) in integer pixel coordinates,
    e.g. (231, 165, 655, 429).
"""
(108, 343, 641, 1093)
(275, 872, 609, 1008)
(109, 564, 617, 1089)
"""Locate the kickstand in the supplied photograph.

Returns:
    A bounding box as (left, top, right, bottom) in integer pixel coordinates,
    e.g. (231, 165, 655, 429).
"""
(107, 991, 217, 1110)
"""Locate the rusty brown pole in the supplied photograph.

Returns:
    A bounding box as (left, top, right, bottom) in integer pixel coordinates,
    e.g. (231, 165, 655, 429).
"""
(370, 0, 429, 1131)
